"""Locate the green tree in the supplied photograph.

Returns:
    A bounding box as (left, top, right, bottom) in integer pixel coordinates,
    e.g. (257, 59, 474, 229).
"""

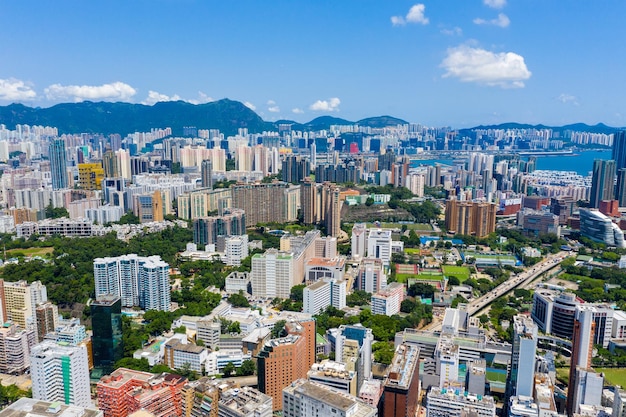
(223, 362, 236, 377)
(238, 359, 256, 376)
(228, 291, 250, 308)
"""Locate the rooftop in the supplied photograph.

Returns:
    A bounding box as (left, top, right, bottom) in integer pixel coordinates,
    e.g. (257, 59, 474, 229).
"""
(0, 398, 102, 417)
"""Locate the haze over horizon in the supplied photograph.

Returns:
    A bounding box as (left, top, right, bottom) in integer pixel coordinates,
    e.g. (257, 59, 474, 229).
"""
(1, 1, 625, 128)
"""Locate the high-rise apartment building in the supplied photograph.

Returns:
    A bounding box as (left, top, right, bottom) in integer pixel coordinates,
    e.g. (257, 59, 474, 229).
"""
(356, 258, 386, 293)
(201, 159, 213, 189)
(445, 199, 497, 238)
(231, 182, 298, 226)
(613, 130, 626, 171)
(351, 223, 367, 259)
(382, 343, 421, 417)
(367, 229, 393, 266)
(508, 315, 538, 398)
(97, 368, 187, 417)
(257, 320, 315, 411)
(103, 150, 120, 178)
(331, 324, 374, 389)
(282, 155, 309, 184)
(371, 282, 405, 316)
(192, 209, 246, 248)
(250, 249, 294, 299)
(35, 302, 59, 342)
(589, 159, 616, 208)
(49, 138, 68, 190)
(282, 379, 377, 417)
(133, 190, 164, 223)
(0, 322, 34, 374)
(323, 183, 342, 238)
(567, 306, 596, 416)
(93, 254, 170, 311)
(0, 279, 48, 328)
(91, 296, 123, 372)
(30, 341, 91, 408)
(302, 278, 346, 315)
(78, 163, 105, 190)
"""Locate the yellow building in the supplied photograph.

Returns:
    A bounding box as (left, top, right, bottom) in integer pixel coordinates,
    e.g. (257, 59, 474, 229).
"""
(78, 163, 105, 190)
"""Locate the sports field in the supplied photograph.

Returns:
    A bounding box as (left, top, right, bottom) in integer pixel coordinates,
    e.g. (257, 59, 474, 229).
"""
(441, 265, 471, 282)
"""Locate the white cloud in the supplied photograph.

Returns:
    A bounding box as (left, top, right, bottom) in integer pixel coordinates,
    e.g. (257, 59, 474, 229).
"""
(484, 0, 506, 9)
(557, 93, 579, 105)
(267, 100, 280, 113)
(309, 97, 341, 112)
(45, 81, 136, 102)
(0, 78, 37, 101)
(292, 108, 304, 114)
(391, 3, 429, 26)
(141, 90, 182, 105)
(441, 26, 463, 36)
(441, 45, 532, 88)
(244, 101, 257, 111)
(187, 91, 214, 105)
(474, 13, 510, 28)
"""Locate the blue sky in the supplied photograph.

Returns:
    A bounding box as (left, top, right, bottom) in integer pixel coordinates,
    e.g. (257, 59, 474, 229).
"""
(1, 1, 625, 128)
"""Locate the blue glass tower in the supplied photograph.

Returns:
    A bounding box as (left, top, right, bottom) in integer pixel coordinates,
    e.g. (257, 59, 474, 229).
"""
(49, 138, 68, 189)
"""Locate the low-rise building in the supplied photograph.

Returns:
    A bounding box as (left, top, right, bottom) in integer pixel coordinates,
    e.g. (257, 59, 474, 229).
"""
(218, 387, 272, 417)
(371, 282, 405, 316)
(282, 379, 377, 417)
(164, 339, 208, 374)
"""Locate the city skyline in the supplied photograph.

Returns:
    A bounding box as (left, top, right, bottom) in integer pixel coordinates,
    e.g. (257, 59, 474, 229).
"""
(1, 1, 626, 128)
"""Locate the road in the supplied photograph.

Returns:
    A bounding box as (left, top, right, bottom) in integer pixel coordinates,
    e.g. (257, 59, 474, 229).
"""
(466, 251, 570, 316)
(425, 251, 570, 331)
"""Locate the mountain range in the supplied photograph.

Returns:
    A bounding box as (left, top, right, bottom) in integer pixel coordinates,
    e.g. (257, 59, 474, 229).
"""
(0, 99, 620, 137)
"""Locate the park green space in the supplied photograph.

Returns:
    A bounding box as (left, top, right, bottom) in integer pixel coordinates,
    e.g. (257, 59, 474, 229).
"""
(396, 270, 444, 283)
(486, 370, 507, 383)
(557, 367, 626, 387)
(366, 222, 432, 231)
(465, 252, 516, 261)
(441, 265, 471, 283)
(596, 368, 626, 387)
(6, 247, 54, 257)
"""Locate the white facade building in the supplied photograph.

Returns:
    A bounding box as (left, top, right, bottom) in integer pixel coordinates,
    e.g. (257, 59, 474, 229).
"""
(30, 341, 92, 408)
(303, 278, 346, 315)
(93, 254, 170, 311)
(206, 349, 252, 375)
(250, 249, 294, 299)
(282, 379, 377, 417)
(371, 282, 405, 316)
(366, 229, 393, 266)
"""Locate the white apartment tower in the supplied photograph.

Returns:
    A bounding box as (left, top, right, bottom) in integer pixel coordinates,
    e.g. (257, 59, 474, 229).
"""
(30, 341, 91, 408)
(351, 223, 367, 259)
(93, 254, 171, 311)
(303, 278, 346, 315)
(366, 229, 392, 266)
(250, 249, 294, 299)
(509, 315, 538, 398)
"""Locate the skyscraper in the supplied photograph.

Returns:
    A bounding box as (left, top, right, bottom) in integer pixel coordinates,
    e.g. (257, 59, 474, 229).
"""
(93, 254, 171, 311)
(201, 159, 213, 189)
(508, 315, 538, 398)
(613, 130, 626, 171)
(49, 138, 68, 190)
(91, 296, 123, 372)
(257, 319, 315, 411)
(589, 159, 616, 208)
(617, 168, 626, 207)
(566, 306, 596, 416)
(30, 341, 91, 408)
